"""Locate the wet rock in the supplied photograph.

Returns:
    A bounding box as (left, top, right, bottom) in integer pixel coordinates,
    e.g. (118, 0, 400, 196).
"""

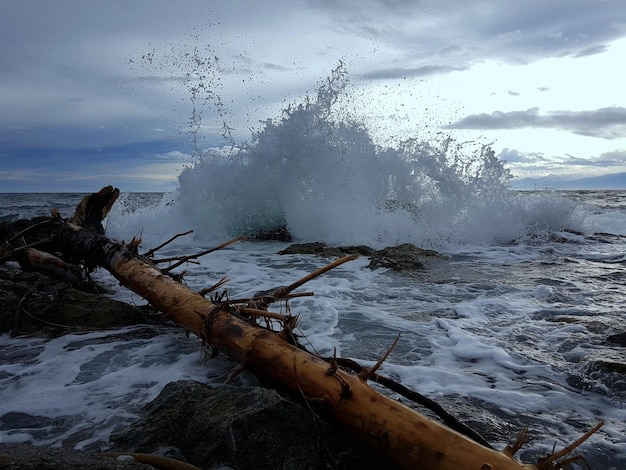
(569, 350, 626, 398)
(278, 242, 442, 272)
(0, 265, 163, 337)
(607, 331, 626, 347)
(0, 217, 58, 248)
(111, 380, 387, 470)
(112, 381, 316, 469)
(0, 443, 151, 470)
(278, 242, 374, 258)
(368, 243, 442, 271)
(249, 225, 293, 242)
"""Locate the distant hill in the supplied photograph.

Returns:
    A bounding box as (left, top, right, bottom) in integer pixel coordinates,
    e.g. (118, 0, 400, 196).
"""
(511, 172, 626, 190)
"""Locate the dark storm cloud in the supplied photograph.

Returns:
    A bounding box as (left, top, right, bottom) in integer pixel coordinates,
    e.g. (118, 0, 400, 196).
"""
(304, 0, 626, 66)
(447, 107, 626, 139)
(2, 0, 626, 190)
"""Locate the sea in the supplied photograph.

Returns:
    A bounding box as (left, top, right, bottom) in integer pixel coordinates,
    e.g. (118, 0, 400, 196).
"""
(1, 70, 625, 469)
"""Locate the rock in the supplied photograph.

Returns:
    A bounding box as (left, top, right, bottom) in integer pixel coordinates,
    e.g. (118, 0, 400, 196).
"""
(249, 225, 293, 242)
(607, 331, 626, 347)
(0, 217, 57, 248)
(0, 443, 152, 470)
(0, 265, 164, 337)
(368, 243, 442, 271)
(278, 242, 374, 258)
(278, 242, 442, 272)
(567, 350, 626, 398)
(111, 380, 388, 470)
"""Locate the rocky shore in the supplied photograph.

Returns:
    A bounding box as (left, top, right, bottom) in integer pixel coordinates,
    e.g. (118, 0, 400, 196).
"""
(1, 240, 625, 469)
(0, 245, 414, 470)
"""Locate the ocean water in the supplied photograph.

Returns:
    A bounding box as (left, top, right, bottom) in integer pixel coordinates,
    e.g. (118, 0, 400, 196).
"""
(1, 67, 626, 468)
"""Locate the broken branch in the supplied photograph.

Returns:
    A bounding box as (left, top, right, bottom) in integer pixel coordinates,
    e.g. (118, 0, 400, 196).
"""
(145, 229, 194, 258)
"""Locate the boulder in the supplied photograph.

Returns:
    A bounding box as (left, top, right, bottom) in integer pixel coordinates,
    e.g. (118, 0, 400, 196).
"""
(0, 265, 163, 337)
(111, 380, 387, 470)
(368, 243, 442, 271)
(607, 331, 626, 347)
(278, 242, 374, 258)
(278, 242, 442, 272)
(0, 443, 151, 470)
(249, 225, 294, 242)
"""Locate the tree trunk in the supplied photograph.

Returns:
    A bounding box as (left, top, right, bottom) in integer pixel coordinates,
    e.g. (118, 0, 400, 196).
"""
(51, 189, 537, 470)
(5, 187, 601, 470)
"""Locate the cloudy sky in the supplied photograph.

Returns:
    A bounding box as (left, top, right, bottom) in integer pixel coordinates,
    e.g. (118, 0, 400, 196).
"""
(1, 0, 626, 192)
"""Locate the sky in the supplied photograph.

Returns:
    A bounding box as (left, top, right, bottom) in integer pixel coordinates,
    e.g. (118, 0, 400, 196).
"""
(1, 0, 626, 192)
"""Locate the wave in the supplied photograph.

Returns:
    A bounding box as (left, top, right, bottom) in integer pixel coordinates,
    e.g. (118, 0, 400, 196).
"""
(111, 64, 626, 248)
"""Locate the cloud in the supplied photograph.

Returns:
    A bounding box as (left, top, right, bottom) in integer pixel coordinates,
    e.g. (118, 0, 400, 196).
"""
(563, 149, 626, 167)
(0, 141, 191, 192)
(571, 44, 610, 58)
(357, 64, 469, 80)
(2, 0, 626, 191)
(498, 148, 548, 163)
(501, 146, 626, 179)
(304, 0, 626, 64)
(447, 107, 626, 139)
(503, 147, 626, 168)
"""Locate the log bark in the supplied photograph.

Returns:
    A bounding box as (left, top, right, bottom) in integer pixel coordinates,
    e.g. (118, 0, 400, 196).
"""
(5, 187, 601, 470)
(50, 189, 538, 470)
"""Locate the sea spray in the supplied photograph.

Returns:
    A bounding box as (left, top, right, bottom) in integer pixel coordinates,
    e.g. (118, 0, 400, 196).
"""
(113, 59, 612, 247)
(173, 64, 588, 247)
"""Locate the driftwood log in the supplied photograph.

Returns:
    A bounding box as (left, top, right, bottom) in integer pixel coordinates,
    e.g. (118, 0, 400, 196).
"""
(1, 186, 602, 470)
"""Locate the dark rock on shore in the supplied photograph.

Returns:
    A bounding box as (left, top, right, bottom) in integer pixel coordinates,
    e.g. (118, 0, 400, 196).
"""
(607, 331, 626, 347)
(0, 265, 164, 337)
(249, 225, 294, 242)
(279, 242, 443, 271)
(368, 243, 443, 271)
(0, 443, 152, 470)
(0, 381, 388, 470)
(111, 380, 388, 470)
(278, 242, 375, 258)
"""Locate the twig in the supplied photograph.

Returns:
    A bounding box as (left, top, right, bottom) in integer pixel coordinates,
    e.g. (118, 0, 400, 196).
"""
(504, 423, 529, 456)
(537, 421, 604, 470)
(4, 218, 54, 246)
(96, 452, 201, 470)
(358, 333, 400, 381)
(238, 306, 291, 323)
(288, 254, 358, 292)
(245, 255, 358, 310)
(226, 291, 314, 306)
(144, 229, 194, 258)
(199, 276, 229, 297)
(159, 236, 244, 273)
(225, 363, 247, 384)
(21, 306, 75, 331)
(11, 289, 33, 337)
(329, 356, 493, 449)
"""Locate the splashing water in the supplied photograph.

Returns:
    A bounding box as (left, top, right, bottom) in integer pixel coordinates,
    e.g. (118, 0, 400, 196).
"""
(168, 63, 591, 248)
